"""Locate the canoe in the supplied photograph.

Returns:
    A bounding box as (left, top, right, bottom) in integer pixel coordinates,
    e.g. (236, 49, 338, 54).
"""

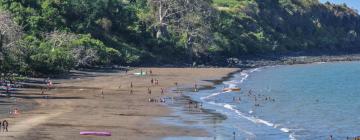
(133, 72, 146, 76)
(80, 131, 111, 136)
(223, 88, 241, 92)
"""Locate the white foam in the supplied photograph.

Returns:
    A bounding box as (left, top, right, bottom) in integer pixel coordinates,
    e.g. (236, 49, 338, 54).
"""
(223, 80, 239, 88)
(314, 62, 326, 64)
(239, 72, 249, 83)
(200, 91, 230, 100)
(238, 68, 261, 84)
(280, 128, 290, 133)
(222, 104, 297, 140)
(249, 68, 261, 73)
(200, 67, 298, 139)
(289, 133, 297, 140)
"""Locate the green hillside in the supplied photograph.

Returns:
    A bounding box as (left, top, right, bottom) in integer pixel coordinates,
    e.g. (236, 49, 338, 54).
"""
(1, 0, 360, 75)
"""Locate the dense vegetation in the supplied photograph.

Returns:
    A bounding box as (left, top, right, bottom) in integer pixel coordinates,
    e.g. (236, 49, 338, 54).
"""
(1, 0, 360, 75)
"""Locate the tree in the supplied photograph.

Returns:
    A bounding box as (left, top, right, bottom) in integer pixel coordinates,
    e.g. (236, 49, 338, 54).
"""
(0, 11, 23, 73)
(148, 0, 214, 61)
(149, 0, 191, 39)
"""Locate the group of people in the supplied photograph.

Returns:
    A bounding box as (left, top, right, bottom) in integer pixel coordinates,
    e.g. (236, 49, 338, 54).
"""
(187, 100, 203, 112)
(148, 97, 167, 103)
(150, 78, 159, 86)
(231, 89, 277, 107)
(0, 120, 9, 132)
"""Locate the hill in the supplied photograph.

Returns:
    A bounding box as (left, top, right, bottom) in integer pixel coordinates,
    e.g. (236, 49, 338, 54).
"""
(1, 0, 360, 75)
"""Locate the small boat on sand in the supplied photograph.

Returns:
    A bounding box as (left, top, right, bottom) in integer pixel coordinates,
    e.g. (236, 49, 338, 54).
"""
(223, 87, 241, 92)
(80, 131, 111, 136)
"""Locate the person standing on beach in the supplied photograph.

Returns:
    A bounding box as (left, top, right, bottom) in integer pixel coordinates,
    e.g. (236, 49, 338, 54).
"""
(194, 83, 198, 92)
(101, 90, 104, 98)
(148, 88, 151, 95)
(155, 79, 159, 86)
(150, 69, 152, 75)
(151, 78, 154, 85)
(161, 88, 164, 95)
(2, 120, 8, 132)
(130, 82, 133, 88)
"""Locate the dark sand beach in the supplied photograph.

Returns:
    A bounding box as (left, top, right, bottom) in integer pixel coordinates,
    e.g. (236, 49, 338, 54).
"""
(0, 68, 239, 140)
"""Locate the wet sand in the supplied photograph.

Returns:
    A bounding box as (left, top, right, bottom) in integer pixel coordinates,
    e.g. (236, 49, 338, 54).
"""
(0, 68, 239, 140)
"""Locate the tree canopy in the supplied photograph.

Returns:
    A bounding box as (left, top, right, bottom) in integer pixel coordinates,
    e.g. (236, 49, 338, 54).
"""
(1, 0, 360, 75)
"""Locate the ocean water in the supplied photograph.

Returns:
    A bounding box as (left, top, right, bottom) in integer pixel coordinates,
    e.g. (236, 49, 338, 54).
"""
(187, 61, 360, 140)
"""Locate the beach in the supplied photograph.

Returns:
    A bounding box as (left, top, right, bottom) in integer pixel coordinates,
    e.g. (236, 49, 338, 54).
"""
(0, 68, 239, 140)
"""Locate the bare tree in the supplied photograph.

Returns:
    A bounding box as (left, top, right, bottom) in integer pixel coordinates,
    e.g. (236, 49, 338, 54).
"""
(149, 0, 213, 52)
(45, 31, 100, 67)
(0, 11, 23, 72)
(149, 0, 214, 60)
(149, 0, 192, 38)
(45, 30, 79, 48)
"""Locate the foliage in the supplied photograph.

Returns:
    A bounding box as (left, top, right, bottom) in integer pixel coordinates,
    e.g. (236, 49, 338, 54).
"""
(2, 0, 360, 75)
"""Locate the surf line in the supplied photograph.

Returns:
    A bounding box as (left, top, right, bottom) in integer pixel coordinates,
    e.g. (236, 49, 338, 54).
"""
(200, 67, 260, 100)
(223, 104, 297, 140)
(200, 90, 231, 100)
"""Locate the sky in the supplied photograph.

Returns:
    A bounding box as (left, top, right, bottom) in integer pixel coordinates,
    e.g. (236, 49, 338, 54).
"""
(320, 0, 360, 11)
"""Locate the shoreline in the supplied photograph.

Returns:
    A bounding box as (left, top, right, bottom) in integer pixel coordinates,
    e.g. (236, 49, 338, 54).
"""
(1, 55, 359, 140)
(165, 58, 360, 139)
(237, 54, 360, 68)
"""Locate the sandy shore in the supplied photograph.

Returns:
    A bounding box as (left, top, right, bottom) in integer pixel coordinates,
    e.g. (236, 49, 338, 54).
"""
(0, 68, 239, 140)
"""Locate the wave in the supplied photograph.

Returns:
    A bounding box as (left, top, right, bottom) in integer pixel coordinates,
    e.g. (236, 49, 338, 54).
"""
(201, 68, 262, 100)
(200, 91, 230, 100)
(240, 68, 261, 83)
(199, 67, 298, 139)
(313, 61, 326, 64)
(223, 104, 297, 140)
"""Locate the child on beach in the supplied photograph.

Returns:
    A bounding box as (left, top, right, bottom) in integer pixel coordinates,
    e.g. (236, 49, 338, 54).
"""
(2, 120, 8, 132)
(161, 88, 164, 95)
(155, 79, 159, 86)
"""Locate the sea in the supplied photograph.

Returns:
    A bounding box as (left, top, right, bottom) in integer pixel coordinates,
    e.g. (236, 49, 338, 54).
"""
(163, 61, 360, 140)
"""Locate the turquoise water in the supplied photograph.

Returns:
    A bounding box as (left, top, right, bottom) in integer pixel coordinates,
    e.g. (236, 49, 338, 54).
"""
(188, 62, 360, 140)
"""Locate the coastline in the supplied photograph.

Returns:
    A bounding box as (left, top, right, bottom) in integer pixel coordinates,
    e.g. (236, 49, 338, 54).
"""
(1, 54, 360, 140)
(237, 54, 360, 68)
(163, 56, 360, 140)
